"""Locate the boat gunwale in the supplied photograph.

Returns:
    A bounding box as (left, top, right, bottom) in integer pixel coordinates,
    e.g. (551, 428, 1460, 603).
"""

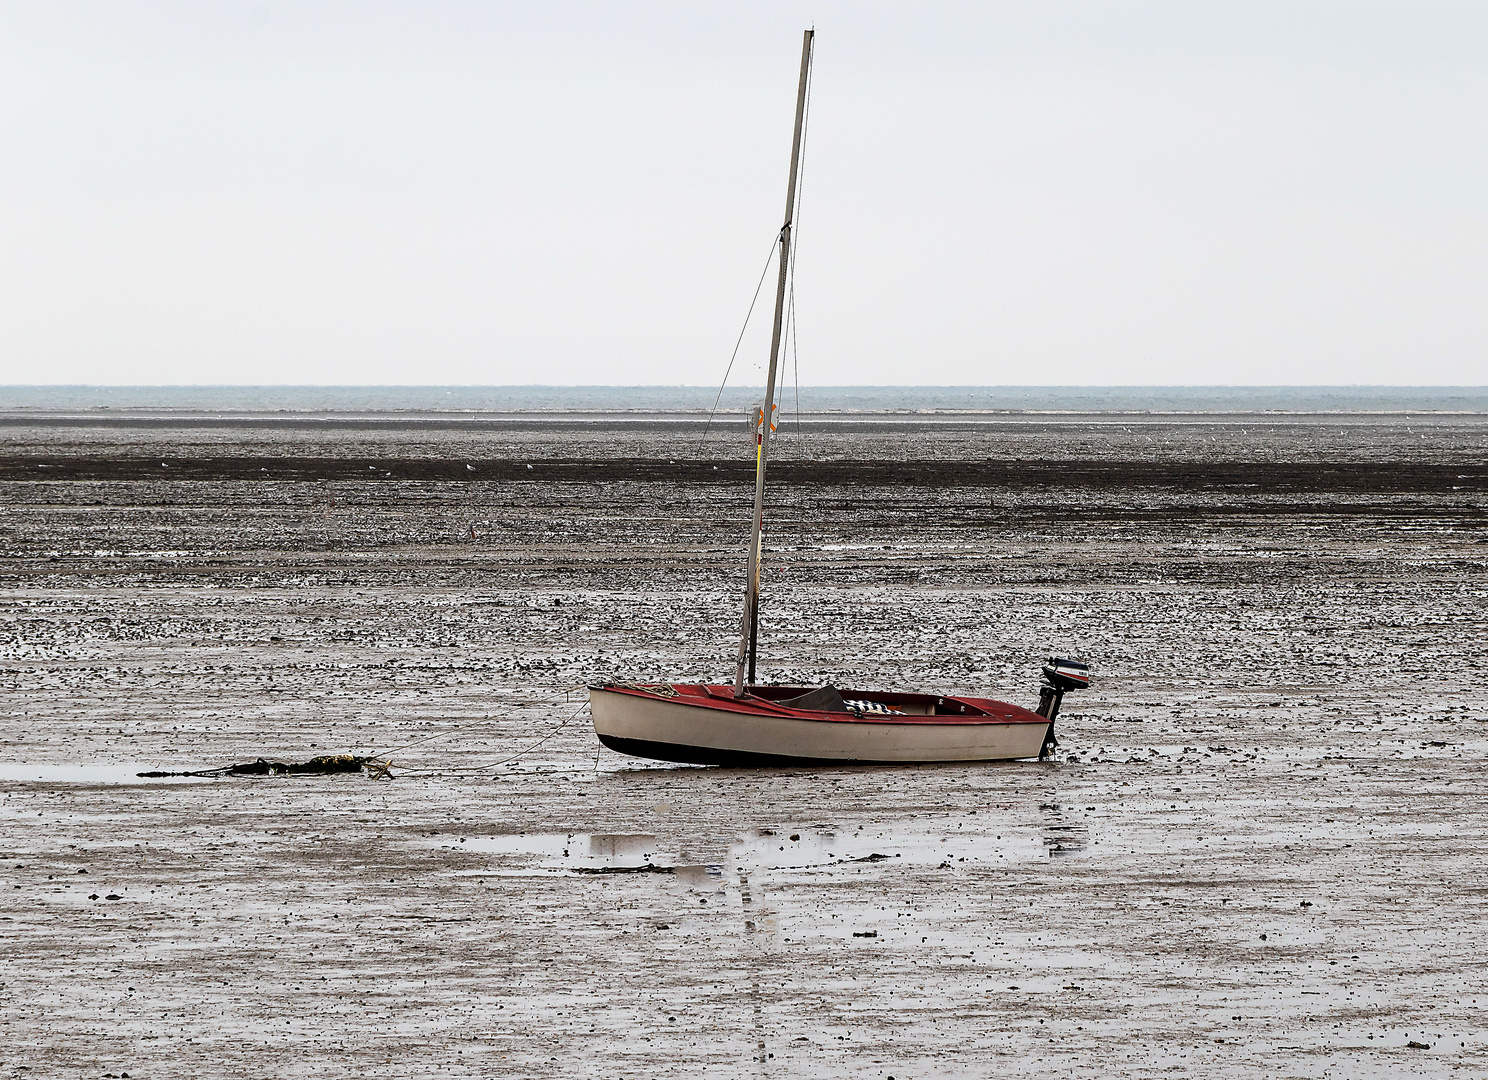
(589, 683, 1049, 726)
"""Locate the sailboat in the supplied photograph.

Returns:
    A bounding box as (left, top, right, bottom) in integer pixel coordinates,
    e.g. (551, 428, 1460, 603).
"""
(589, 30, 1089, 766)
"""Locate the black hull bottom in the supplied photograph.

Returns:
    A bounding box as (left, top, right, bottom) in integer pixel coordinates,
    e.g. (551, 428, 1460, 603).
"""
(595, 733, 1045, 768)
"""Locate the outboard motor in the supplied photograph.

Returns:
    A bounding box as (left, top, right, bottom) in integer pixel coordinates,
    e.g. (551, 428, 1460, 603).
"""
(1036, 658, 1090, 761)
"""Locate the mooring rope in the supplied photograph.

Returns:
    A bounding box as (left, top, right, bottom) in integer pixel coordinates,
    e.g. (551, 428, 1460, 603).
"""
(395, 700, 591, 775)
(367, 725, 473, 760)
(366, 685, 591, 760)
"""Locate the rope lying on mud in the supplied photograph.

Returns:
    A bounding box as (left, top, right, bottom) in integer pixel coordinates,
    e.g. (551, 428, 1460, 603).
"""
(392, 701, 589, 776)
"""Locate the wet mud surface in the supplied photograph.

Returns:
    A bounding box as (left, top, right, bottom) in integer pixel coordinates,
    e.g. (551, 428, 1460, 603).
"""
(2, 413, 1486, 1078)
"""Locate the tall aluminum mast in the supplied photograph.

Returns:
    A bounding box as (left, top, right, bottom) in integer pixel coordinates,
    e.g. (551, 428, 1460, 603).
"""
(734, 28, 814, 696)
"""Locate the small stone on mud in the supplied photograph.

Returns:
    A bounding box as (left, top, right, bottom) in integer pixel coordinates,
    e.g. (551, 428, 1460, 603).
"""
(1407, 1041, 1430, 1049)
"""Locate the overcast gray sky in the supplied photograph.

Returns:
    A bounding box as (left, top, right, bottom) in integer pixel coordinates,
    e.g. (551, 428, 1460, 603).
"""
(2, 1, 1484, 386)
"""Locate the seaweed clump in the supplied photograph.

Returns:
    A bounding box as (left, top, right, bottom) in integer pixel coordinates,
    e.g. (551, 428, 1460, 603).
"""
(137, 755, 392, 780)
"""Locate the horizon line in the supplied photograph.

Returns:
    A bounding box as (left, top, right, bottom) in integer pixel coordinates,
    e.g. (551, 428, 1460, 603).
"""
(4, 383, 1486, 391)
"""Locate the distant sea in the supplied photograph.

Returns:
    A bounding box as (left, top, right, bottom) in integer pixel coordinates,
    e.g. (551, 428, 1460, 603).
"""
(0, 386, 1484, 414)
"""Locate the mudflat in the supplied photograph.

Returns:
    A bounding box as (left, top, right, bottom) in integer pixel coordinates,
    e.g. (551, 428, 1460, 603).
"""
(2, 413, 1485, 1078)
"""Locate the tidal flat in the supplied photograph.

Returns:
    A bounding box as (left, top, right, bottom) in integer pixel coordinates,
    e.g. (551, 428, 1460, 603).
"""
(1, 411, 1485, 1078)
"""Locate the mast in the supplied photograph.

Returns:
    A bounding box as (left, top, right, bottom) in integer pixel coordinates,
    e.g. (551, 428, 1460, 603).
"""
(735, 28, 814, 696)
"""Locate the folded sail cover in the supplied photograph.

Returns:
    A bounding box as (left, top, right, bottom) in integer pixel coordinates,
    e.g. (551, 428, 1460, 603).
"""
(776, 685, 850, 712)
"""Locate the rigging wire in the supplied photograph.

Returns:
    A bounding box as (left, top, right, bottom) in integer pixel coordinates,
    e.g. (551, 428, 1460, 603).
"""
(699, 229, 785, 448)
(786, 37, 815, 432)
(787, 281, 800, 431)
(702, 32, 816, 444)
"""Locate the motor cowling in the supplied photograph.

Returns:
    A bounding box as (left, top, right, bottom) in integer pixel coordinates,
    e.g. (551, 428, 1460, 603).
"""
(1042, 658, 1090, 693)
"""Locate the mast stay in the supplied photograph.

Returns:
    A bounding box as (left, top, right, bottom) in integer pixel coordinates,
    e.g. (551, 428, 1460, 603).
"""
(734, 28, 814, 696)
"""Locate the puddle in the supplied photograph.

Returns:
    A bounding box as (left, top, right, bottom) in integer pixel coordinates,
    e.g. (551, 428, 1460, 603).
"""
(1040, 803, 1088, 857)
(445, 832, 717, 876)
(442, 812, 1080, 876)
(1043, 825, 1085, 856)
(734, 824, 1052, 869)
(0, 763, 212, 785)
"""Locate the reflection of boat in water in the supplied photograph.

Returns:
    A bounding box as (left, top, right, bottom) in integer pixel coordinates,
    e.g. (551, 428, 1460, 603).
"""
(590, 30, 1089, 766)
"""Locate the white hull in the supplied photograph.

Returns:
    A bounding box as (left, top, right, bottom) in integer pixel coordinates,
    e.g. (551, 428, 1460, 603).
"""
(590, 687, 1050, 765)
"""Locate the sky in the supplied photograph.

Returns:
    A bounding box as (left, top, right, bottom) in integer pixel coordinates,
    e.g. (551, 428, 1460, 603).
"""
(1, 1, 1485, 387)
